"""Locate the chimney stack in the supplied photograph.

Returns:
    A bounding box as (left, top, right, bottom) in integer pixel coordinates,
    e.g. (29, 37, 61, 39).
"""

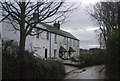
(53, 21, 60, 30)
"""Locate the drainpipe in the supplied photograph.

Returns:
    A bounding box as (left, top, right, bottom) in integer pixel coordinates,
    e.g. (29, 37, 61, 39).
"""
(49, 32, 51, 59)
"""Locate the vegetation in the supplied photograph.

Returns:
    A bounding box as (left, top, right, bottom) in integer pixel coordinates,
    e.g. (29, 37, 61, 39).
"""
(87, 2, 120, 48)
(79, 49, 105, 68)
(105, 30, 120, 79)
(88, 1, 120, 79)
(2, 39, 65, 80)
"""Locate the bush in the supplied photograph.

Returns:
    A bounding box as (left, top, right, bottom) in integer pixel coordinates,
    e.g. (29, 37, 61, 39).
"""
(105, 30, 120, 79)
(78, 50, 105, 68)
(34, 59, 65, 79)
(2, 40, 20, 79)
(2, 39, 65, 80)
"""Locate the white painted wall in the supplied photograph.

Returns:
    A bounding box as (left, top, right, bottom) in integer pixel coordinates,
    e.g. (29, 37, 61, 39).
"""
(2, 22, 33, 51)
(32, 32, 50, 58)
(50, 32, 80, 59)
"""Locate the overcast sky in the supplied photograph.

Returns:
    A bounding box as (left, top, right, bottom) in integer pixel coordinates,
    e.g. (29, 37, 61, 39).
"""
(0, 0, 101, 49)
(61, 0, 100, 49)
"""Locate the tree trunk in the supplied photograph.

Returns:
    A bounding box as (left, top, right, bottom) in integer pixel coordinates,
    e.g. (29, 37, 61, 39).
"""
(18, 30, 26, 79)
(18, 2, 26, 78)
(19, 32, 26, 57)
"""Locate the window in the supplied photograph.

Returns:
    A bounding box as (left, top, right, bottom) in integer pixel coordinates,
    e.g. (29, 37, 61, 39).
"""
(54, 50, 57, 58)
(36, 34, 39, 38)
(47, 31, 49, 40)
(73, 40, 75, 46)
(34, 48, 41, 58)
(66, 38, 68, 47)
(77, 41, 79, 47)
(36, 29, 39, 38)
(70, 39, 71, 46)
(54, 34, 57, 44)
(64, 37, 66, 45)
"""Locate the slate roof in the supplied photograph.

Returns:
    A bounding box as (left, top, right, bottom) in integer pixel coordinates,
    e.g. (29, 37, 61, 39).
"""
(36, 23, 79, 40)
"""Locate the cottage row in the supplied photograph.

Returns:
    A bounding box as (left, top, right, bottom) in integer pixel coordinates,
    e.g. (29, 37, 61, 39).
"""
(2, 21, 80, 60)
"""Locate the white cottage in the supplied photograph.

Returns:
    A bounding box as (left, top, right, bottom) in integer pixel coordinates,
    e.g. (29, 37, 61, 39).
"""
(2, 21, 80, 60)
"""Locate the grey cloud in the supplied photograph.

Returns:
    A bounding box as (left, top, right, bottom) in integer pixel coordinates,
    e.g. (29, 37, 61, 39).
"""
(80, 40, 98, 44)
(61, 2, 99, 49)
(61, 3, 94, 28)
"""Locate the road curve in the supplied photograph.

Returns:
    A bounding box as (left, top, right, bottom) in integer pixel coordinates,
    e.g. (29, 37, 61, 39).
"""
(65, 65, 105, 79)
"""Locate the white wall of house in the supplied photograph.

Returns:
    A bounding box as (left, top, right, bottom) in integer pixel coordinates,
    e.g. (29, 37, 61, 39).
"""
(32, 31, 50, 58)
(49, 32, 79, 59)
(2, 22, 34, 51)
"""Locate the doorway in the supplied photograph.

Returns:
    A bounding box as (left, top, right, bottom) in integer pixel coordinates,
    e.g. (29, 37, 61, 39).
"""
(45, 49, 47, 59)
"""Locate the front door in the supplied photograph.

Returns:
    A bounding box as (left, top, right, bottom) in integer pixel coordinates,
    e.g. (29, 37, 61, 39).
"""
(45, 49, 47, 59)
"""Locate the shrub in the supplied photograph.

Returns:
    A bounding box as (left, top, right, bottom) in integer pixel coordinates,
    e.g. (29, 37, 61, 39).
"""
(78, 50, 105, 68)
(25, 59, 65, 79)
(105, 30, 120, 79)
(2, 39, 65, 80)
(2, 40, 20, 79)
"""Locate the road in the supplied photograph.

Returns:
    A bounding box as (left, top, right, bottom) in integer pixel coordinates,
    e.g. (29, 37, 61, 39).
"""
(65, 65, 105, 79)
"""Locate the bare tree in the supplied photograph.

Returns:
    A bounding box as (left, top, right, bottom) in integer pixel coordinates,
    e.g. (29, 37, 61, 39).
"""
(87, 2, 120, 48)
(0, 0, 77, 56)
(0, 0, 77, 78)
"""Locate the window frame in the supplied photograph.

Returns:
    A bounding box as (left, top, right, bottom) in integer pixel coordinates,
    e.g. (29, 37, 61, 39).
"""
(54, 50, 57, 58)
(64, 37, 67, 45)
(70, 39, 71, 46)
(73, 39, 75, 46)
(77, 40, 79, 47)
(47, 31, 49, 40)
(36, 29, 39, 38)
(54, 34, 57, 44)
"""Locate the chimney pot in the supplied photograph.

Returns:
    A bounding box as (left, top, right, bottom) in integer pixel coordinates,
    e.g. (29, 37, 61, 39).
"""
(53, 21, 60, 30)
